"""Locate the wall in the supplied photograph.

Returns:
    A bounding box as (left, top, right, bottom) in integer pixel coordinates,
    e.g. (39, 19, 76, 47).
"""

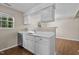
(27, 13, 41, 30)
(25, 4, 55, 31)
(0, 5, 25, 50)
(47, 17, 79, 41)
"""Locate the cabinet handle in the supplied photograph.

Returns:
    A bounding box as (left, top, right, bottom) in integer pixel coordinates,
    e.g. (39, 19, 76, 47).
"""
(40, 39, 42, 40)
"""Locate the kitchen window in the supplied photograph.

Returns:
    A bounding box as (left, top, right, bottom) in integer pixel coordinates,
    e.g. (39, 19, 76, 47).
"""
(0, 12, 14, 29)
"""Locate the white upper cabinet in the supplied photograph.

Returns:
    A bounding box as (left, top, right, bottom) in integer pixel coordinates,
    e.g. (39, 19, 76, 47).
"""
(41, 6, 55, 22)
(24, 16, 27, 24)
(24, 4, 55, 24)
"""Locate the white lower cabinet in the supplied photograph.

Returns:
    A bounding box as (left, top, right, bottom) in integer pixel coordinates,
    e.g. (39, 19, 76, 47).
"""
(23, 38, 28, 49)
(35, 37, 50, 55)
(23, 33, 55, 55)
(34, 37, 40, 55)
(27, 39, 35, 53)
(23, 35, 35, 53)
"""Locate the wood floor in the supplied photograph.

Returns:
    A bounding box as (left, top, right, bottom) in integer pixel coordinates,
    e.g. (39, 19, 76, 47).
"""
(0, 38, 79, 55)
(56, 38, 79, 55)
(0, 46, 33, 55)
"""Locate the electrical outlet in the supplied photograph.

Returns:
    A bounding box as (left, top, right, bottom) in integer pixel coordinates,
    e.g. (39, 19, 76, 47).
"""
(77, 50, 79, 52)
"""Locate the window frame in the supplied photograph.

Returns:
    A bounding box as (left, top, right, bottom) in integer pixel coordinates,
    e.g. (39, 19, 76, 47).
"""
(0, 12, 15, 29)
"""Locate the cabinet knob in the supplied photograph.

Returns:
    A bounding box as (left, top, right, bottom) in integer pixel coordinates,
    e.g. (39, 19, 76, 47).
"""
(40, 39, 42, 40)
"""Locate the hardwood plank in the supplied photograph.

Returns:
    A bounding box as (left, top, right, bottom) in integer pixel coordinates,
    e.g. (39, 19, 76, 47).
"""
(0, 38, 79, 55)
(0, 46, 33, 55)
(56, 38, 79, 55)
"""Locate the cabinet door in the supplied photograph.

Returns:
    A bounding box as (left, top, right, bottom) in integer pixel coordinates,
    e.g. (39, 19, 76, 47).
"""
(34, 37, 40, 54)
(38, 38, 50, 55)
(24, 15, 28, 24)
(23, 38, 28, 49)
(27, 39, 35, 53)
(23, 34, 29, 49)
(41, 6, 54, 22)
(35, 37, 50, 55)
(23, 35, 35, 53)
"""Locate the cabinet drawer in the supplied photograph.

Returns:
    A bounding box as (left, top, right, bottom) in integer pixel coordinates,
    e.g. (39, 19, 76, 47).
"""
(38, 44, 50, 55)
(40, 38, 50, 44)
(25, 35, 34, 40)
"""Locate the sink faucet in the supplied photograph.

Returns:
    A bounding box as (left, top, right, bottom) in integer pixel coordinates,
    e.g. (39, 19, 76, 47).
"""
(34, 29, 36, 33)
(38, 22, 41, 28)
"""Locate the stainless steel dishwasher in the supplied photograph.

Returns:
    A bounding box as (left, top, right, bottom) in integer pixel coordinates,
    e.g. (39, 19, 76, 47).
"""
(17, 33, 23, 47)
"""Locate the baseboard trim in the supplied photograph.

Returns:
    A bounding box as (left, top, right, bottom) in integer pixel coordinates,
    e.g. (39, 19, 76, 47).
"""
(0, 44, 17, 52)
(56, 37, 79, 42)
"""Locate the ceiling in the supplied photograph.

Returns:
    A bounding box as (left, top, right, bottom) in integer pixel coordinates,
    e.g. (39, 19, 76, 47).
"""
(1, 3, 40, 13)
(1, 3, 79, 18)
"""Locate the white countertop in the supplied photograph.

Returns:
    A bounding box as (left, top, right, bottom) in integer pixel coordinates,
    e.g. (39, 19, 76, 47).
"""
(18, 31, 55, 38)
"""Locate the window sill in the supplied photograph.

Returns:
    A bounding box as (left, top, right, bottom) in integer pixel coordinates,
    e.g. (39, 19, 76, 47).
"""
(0, 27, 15, 29)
